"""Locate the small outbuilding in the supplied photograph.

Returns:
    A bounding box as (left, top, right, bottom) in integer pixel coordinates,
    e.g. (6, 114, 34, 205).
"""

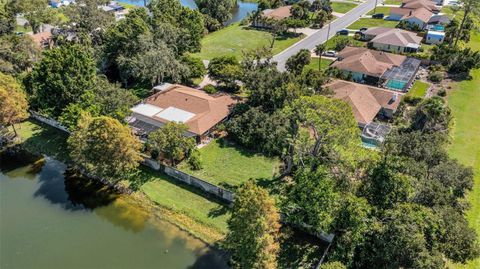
(425, 30, 446, 44)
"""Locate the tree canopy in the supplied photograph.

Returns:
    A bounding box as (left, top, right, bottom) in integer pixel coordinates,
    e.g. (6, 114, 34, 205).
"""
(0, 72, 28, 136)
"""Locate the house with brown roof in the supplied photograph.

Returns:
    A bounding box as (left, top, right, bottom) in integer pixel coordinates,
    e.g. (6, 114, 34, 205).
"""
(362, 27, 423, 53)
(389, 0, 437, 30)
(401, 0, 440, 13)
(128, 84, 237, 142)
(28, 31, 53, 49)
(252, 6, 292, 28)
(331, 47, 407, 83)
(326, 80, 402, 127)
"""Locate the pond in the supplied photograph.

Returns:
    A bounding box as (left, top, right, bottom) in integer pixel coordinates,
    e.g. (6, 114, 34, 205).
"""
(0, 150, 228, 269)
(118, 0, 258, 24)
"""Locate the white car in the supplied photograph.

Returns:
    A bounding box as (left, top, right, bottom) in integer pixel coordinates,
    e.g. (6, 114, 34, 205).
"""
(322, 50, 337, 57)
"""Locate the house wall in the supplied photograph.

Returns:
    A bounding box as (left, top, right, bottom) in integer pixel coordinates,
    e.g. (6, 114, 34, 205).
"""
(372, 42, 406, 53)
(349, 71, 366, 82)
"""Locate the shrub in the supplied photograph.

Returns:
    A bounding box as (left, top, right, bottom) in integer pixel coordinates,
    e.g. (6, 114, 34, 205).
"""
(188, 150, 203, 170)
(203, 84, 218, 94)
(429, 71, 443, 83)
(403, 95, 423, 106)
(151, 149, 159, 160)
(438, 88, 447, 97)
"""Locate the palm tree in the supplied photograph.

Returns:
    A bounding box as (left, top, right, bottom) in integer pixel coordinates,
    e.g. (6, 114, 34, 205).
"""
(314, 44, 326, 71)
(454, 0, 480, 47)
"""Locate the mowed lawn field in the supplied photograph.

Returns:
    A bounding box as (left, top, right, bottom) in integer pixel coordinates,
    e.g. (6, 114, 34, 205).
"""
(449, 34, 480, 269)
(347, 18, 398, 29)
(331, 2, 358, 13)
(407, 80, 430, 98)
(193, 23, 304, 60)
(178, 139, 281, 188)
(304, 58, 334, 72)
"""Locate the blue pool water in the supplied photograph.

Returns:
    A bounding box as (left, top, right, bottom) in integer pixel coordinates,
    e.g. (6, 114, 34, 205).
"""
(385, 80, 407, 91)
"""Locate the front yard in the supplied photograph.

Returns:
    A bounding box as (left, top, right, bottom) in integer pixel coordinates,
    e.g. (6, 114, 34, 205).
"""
(406, 80, 430, 98)
(367, 6, 391, 15)
(178, 138, 281, 188)
(347, 18, 398, 29)
(303, 58, 334, 72)
(331, 2, 358, 13)
(193, 23, 304, 60)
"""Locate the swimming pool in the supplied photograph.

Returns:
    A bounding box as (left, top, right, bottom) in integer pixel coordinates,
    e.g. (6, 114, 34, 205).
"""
(385, 80, 407, 91)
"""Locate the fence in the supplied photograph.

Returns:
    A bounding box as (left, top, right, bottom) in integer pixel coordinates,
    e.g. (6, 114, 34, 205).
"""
(142, 157, 235, 203)
(30, 111, 70, 133)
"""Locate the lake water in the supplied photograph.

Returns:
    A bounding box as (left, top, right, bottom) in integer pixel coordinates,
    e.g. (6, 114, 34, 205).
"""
(0, 150, 228, 269)
(118, 0, 258, 24)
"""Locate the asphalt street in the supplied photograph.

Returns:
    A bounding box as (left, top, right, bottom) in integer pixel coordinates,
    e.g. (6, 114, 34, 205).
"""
(272, 0, 379, 70)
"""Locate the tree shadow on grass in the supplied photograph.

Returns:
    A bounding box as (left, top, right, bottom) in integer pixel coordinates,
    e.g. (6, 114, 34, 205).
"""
(216, 137, 257, 158)
(278, 227, 329, 269)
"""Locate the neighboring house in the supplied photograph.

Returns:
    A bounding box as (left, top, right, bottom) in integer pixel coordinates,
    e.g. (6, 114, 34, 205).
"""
(425, 30, 445, 44)
(252, 6, 292, 28)
(389, 7, 434, 29)
(401, 0, 441, 13)
(48, 0, 73, 8)
(128, 84, 237, 142)
(331, 47, 406, 83)
(28, 31, 53, 49)
(100, 1, 125, 12)
(428, 14, 451, 26)
(326, 80, 402, 127)
(362, 27, 423, 53)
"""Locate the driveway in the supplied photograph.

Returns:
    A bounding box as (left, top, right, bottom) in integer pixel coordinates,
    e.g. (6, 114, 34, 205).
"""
(272, 0, 377, 70)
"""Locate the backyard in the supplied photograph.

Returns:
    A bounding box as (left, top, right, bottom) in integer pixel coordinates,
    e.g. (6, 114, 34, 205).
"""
(347, 18, 398, 29)
(178, 138, 281, 189)
(14, 120, 229, 243)
(406, 80, 429, 98)
(193, 23, 304, 60)
(449, 32, 480, 269)
(331, 2, 358, 14)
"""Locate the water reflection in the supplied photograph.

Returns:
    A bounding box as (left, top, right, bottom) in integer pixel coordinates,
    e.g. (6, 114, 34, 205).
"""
(0, 150, 229, 269)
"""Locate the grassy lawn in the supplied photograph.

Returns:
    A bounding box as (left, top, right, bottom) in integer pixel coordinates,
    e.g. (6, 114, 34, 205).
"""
(331, 2, 358, 13)
(15, 24, 31, 33)
(383, 0, 402, 4)
(348, 18, 398, 29)
(406, 80, 429, 98)
(193, 23, 304, 60)
(178, 138, 281, 189)
(368, 6, 391, 15)
(14, 119, 229, 243)
(449, 34, 480, 269)
(304, 58, 334, 72)
(324, 35, 366, 50)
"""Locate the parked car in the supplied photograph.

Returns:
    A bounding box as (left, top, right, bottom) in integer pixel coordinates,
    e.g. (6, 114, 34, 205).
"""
(336, 29, 349, 36)
(322, 50, 337, 57)
(359, 27, 368, 32)
(372, 13, 384, 19)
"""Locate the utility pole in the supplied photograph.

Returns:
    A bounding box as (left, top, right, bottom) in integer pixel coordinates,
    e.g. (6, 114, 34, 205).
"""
(373, 0, 379, 14)
(326, 22, 331, 40)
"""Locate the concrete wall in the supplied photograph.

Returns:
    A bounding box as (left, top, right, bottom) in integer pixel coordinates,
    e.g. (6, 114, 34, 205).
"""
(372, 42, 405, 53)
(425, 34, 444, 44)
(30, 111, 70, 134)
(404, 17, 426, 29)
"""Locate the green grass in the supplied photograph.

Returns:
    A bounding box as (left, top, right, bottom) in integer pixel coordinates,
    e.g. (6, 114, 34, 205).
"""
(331, 2, 358, 13)
(140, 168, 230, 236)
(367, 6, 391, 15)
(178, 138, 281, 188)
(406, 80, 429, 98)
(15, 24, 31, 33)
(383, 0, 402, 4)
(193, 23, 304, 60)
(348, 18, 399, 29)
(15, 120, 70, 162)
(14, 119, 228, 243)
(449, 32, 480, 269)
(304, 58, 334, 72)
(324, 35, 366, 50)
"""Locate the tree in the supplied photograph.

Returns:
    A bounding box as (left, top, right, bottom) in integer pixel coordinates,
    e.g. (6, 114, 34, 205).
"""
(411, 96, 452, 133)
(321, 262, 346, 269)
(360, 161, 413, 210)
(225, 181, 281, 269)
(31, 44, 96, 117)
(208, 56, 242, 89)
(147, 122, 196, 166)
(62, 0, 114, 43)
(454, 0, 480, 46)
(0, 34, 40, 74)
(11, 0, 58, 33)
(286, 49, 311, 75)
(0, 73, 28, 136)
(68, 115, 142, 182)
(0, 0, 16, 35)
(118, 37, 188, 86)
(282, 168, 339, 234)
(182, 55, 207, 83)
(195, 0, 237, 25)
(283, 95, 360, 171)
(314, 43, 326, 71)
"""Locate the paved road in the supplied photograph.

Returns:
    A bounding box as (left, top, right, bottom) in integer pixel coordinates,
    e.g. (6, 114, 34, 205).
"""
(273, 0, 378, 70)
